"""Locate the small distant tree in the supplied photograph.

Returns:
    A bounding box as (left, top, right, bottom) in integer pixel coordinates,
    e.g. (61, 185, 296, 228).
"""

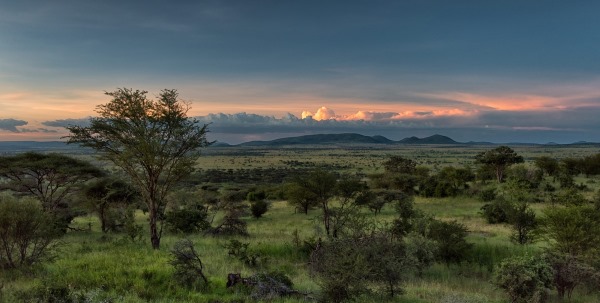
(475, 146, 523, 183)
(286, 183, 318, 214)
(292, 170, 337, 236)
(508, 202, 537, 245)
(534, 156, 559, 177)
(383, 156, 417, 174)
(66, 88, 211, 249)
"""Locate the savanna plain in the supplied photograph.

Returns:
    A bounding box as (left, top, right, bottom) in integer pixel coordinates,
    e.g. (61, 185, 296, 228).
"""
(1, 144, 600, 303)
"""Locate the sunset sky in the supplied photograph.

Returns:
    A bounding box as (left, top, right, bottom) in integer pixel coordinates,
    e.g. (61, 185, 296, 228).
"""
(2, 1, 600, 144)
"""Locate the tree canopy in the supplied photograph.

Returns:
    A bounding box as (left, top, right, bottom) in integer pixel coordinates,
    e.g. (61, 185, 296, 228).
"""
(475, 146, 524, 183)
(0, 152, 103, 229)
(66, 88, 210, 249)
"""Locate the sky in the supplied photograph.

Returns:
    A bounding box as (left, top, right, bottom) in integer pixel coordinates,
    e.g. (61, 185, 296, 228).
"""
(1, 0, 600, 144)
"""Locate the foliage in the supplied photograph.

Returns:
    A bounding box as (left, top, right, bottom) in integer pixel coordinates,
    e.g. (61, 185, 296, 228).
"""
(404, 232, 438, 276)
(475, 146, 524, 183)
(383, 156, 417, 174)
(208, 190, 249, 236)
(67, 88, 210, 249)
(291, 169, 337, 236)
(169, 239, 209, 289)
(480, 198, 512, 224)
(223, 239, 266, 267)
(310, 232, 416, 302)
(493, 254, 553, 303)
(0, 194, 60, 269)
(165, 205, 210, 233)
(507, 164, 543, 189)
(426, 220, 472, 265)
(539, 205, 600, 258)
(508, 202, 537, 245)
(545, 252, 598, 299)
(534, 156, 559, 177)
(478, 187, 497, 202)
(285, 182, 318, 214)
(83, 177, 138, 233)
(0, 152, 103, 230)
(250, 199, 269, 219)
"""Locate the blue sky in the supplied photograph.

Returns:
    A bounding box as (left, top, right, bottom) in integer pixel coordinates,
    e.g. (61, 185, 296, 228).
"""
(1, 0, 600, 143)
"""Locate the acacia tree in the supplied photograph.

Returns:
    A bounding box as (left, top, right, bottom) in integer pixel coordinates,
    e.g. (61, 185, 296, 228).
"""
(66, 88, 210, 249)
(475, 146, 523, 183)
(0, 152, 103, 229)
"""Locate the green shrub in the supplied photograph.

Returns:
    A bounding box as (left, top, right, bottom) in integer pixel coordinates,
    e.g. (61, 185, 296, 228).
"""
(427, 219, 472, 265)
(165, 206, 210, 233)
(479, 187, 497, 202)
(494, 254, 552, 303)
(480, 198, 512, 224)
(250, 199, 269, 219)
(0, 194, 60, 269)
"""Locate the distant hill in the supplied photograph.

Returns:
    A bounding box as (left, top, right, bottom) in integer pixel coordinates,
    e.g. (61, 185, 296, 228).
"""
(0, 141, 79, 153)
(238, 133, 459, 146)
(397, 134, 457, 144)
(239, 133, 391, 146)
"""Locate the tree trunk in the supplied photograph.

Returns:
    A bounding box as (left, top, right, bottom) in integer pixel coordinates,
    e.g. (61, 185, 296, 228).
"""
(496, 167, 503, 183)
(149, 206, 160, 249)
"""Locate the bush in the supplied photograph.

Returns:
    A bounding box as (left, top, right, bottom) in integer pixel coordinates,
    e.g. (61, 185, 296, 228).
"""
(479, 187, 497, 202)
(0, 194, 60, 269)
(494, 254, 552, 303)
(169, 239, 209, 289)
(427, 219, 472, 265)
(480, 198, 512, 224)
(165, 206, 210, 233)
(250, 199, 269, 219)
(223, 239, 266, 267)
(310, 232, 416, 302)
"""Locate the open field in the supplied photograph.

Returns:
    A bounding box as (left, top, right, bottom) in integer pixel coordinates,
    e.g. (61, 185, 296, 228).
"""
(1, 144, 600, 302)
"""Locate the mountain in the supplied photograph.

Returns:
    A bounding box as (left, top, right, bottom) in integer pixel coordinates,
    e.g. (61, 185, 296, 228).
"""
(397, 134, 457, 144)
(237, 133, 459, 146)
(0, 141, 79, 153)
(239, 133, 391, 146)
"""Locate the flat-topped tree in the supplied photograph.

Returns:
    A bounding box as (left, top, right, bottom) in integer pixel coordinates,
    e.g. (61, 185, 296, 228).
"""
(475, 146, 523, 183)
(0, 152, 103, 229)
(66, 88, 210, 249)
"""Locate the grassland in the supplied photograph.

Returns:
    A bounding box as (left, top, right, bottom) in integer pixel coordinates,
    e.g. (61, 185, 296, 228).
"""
(1, 144, 600, 302)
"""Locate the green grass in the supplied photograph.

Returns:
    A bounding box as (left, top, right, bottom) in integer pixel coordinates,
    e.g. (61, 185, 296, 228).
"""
(3, 145, 600, 302)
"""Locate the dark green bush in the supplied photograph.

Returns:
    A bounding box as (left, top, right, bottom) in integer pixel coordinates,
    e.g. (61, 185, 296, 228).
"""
(480, 198, 513, 224)
(165, 206, 210, 233)
(250, 199, 269, 219)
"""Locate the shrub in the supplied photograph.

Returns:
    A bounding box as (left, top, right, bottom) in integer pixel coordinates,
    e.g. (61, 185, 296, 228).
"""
(165, 206, 210, 233)
(250, 199, 269, 219)
(427, 219, 472, 265)
(223, 239, 266, 267)
(169, 239, 209, 289)
(479, 187, 497, 202)
(0, 194, 60, 269)
(494, 254, 552, 303)
(480, 198, 512, 224)
(310, 232, 416, 302)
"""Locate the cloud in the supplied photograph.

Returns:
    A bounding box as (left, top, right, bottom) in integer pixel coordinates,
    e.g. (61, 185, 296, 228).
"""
(19, 128, 58, 133)
(0, 119, 28, 132)
(42, 118, 91, 128)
